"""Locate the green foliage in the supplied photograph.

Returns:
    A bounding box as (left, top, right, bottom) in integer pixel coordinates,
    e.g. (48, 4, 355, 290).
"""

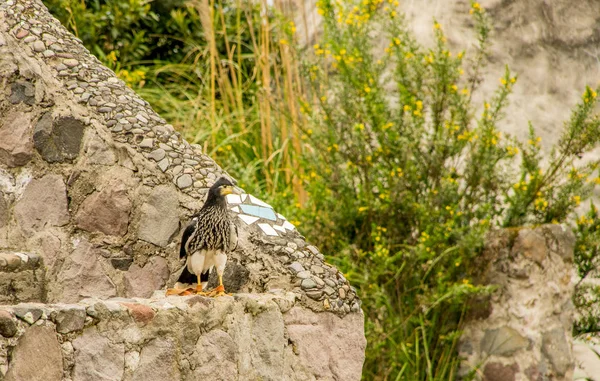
(44, 0, 600, 379)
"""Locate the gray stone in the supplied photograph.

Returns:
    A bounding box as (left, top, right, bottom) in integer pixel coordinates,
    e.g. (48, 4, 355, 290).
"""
(157, 157, 169, 172)
(138, 185, 180, 247)
(297, 271, 311, 279)
(0, 111, 34, 167)
(124, 257, 169, 298)
(14, 174, 69, 235)
(139, 138, 154, 148)
(193, 330, 238, 380)
(541, 328, 571, 376)
(311, 265, 325, 274)
(323, 286, 335, 296)
(13, 306, 43, 324)
(288, 262, 305, 273)
(339, 287, 346, 299)
(483, 362, 518, 381)
(512, 228, 548, 265)
(132, 339, 180, 381)
(4, 325, 63, 381)
(54, 307, 86, 333)
(73, 328, 124, 381)
(111, 257, 133, 271)
(177, 174, 193, 189)
(0, 192, 7, 229)
(84, 134, 116, 165)
(0, 310, 17, 337)
(148, 148, 166, 161)
(301, 278, 317, 289)
(33, 114, 86, 163)
(306, 290, 323, 300)
(9, 81, 35, 105)
(58, 239, 116, 302)
(481, 326, 529, 357)
(284, 307, 366, 381)
(75, 181, 131, 236)
(32, 39, 45, 51)
(63, 58, 79, 67)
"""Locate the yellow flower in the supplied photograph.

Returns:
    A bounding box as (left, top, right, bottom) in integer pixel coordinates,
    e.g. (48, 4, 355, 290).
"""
(451, 84, 458, 92)
(390, 11, 397, 18)
(500, 78, 507, 86)
(484, 102, 490, 109)
(364, 86, 371, 93)
(340, 49, 346, 55)
(434, 22, 441, 30)
(394, 37, 401, 45)
(573, 195, 581, 206)
(472, 2, 481, 10)
(403, 105, 411, 112)
(279, 39, 288, 45)
(416, 100, 423, 110)
(320, 95, 327, 102)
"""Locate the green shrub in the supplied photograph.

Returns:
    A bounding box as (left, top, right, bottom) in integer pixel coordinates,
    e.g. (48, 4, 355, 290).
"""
(287, 0, 600, 378)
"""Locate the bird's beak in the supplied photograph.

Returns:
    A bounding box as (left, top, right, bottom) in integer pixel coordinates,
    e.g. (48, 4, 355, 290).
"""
(220, 185, 234, 196)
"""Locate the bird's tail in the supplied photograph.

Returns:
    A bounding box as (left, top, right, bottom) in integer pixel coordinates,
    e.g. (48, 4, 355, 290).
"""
(177, 265, 210, 284)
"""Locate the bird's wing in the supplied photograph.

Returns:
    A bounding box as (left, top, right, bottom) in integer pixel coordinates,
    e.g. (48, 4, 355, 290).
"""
(229, 222, 238, 252)
(180, 219, 198, 259)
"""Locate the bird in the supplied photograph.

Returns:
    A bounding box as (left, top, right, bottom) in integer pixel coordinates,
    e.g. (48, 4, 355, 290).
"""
(166, 177, 238, 296)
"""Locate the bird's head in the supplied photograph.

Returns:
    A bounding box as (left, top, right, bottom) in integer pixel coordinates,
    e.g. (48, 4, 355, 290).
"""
(209, 177, 236, 198)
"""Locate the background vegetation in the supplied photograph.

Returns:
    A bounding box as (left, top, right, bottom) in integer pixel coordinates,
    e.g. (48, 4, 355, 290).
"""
(45, 0, 600, 379)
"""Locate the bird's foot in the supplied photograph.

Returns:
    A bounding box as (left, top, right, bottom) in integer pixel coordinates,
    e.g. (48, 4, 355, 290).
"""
(166, 287, 195, 296)
(195, 284, 209, 296)
(206, 284, 231, 297)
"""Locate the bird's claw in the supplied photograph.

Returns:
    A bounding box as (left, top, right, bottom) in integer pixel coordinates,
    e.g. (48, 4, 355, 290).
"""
(206, 285, 231, 297)
(166, 287, 195, 296)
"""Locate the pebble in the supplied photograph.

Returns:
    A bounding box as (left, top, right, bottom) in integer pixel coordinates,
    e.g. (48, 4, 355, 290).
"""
(33, 40, 45, 52)
(288, 262, 305, 273)
(157, 158, 169, 172)
(177, 174, 193, 189)
(16, 29, 29, 38)
(98, 107, 112, 113)
(297, 271, 311, 279)
(148, 148, 166, 161)
(306, 290, 323, 300)
(339, 288, 346, 299)
(301, 278, 317, 290)
(323, 286, 335, 296)
(63, 58, 79, 67)
(139, 138, 154, 148)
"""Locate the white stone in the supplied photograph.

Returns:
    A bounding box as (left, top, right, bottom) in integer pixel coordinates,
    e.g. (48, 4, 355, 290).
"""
(282, 221, 296, 231)
(273, 225, 286, 233)
(230, 206, 240, 213)
(238, 214, 259, 225)
(249, 195, 271, 208)
(258, 223, 279, 236)
(226, 194, 242, 204)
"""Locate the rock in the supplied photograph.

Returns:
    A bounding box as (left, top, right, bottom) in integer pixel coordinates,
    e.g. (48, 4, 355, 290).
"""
(481, 326, 529, 357)
(0, 192, 7, 229)
(121, 303, 155, 325)
(288, 262, 305, 273)
(284, 307, 366, 381)
(124, 257, 169, 298)
(132, 339, 180, 381)
(542, 327, 571, 376)
(58, 239, 116, 302)
(9, 81, 35, 105)
(63, 58, 79, 67)
(148, 148, 166, 161)
(111, 257, 133, 271)
(33, 40, 45, 52)
(512, 229, 547, 265)
(72, 328, 125, 381)
(297, 271, 311, 279)
(301, 278, 317, 289)
(0, 310, 17, 337)
(483, 362, 518, 381)
(33, 114, 86, 163)
(75, 181, 131, 236)
(13, 306, 43, 324)
(14, 174, 69, 235)
(176, 174, 193, 189)
(84, 133, 116, 165)
(0, 111, 34, 167)
(138, 185, 179, 247)
(193, 330, 238, 380)
(542, 224, 575, 263)
(4, 325, 63, 381)
(54, 307, 86, 333)
(0, 252, 21, 270)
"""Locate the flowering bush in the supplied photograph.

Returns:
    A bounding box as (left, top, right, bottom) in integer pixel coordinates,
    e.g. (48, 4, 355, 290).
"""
(286, 0, 600, 378)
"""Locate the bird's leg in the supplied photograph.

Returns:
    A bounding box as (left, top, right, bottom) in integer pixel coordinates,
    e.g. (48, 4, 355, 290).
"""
(207, 252, 229, 297)
(195, 275, 208, 295)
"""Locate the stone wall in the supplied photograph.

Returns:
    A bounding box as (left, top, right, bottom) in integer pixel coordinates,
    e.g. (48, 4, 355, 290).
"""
(0, 0, 366, 379)
(0, 0, 359, 313)
(459, 225, 576, 380)
(0, 293, 365, 381)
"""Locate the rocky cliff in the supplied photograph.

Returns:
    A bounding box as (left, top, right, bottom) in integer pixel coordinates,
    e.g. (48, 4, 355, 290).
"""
(0, 0, 366, 379)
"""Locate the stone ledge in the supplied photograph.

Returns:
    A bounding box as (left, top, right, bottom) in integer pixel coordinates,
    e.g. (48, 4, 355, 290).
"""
(0, 252, 41, 272)
(0, 292, 366, 381)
